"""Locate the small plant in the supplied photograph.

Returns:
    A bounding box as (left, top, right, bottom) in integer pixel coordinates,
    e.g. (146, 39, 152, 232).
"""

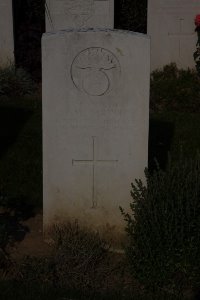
(0, 64, 36, 97)
(194, 14, 200, 76)
(120, 153, 200, 296)
(150, 63, 200, 112)
(50, 221, 111, 291)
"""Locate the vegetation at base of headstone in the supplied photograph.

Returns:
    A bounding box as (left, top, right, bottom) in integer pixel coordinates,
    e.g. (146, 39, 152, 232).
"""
(18, 222, 111, 292)
(0, 64, 36, 97)
(120, 152, 200, 296)
(194, 15, 200, 76)
(150, 63, 200, 113)
(50, 222, 111, 291)
(115, 0, 147, 33)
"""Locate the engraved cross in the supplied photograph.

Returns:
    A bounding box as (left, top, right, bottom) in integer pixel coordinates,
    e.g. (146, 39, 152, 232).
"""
(72, 136, 118, 208)
(168, 18, 195, 58)
(168, 18, 195, 57)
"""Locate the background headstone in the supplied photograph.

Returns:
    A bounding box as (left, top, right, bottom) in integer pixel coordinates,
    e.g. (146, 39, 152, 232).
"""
(42, 29, 150, 244)
(0, 0, 14, 66)
(45, 0, 114, 31)
(148, 0, 200, 70)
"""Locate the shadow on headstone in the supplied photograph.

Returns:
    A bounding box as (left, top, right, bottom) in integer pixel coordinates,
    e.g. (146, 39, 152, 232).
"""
(0, 107, 32, 158)
(148, 119, 175, 171)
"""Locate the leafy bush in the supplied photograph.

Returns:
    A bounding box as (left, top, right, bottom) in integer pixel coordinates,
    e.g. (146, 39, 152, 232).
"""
(120, 153, 200, 296)
(0, 64, 36, 97)
(150, 63, 200, 113)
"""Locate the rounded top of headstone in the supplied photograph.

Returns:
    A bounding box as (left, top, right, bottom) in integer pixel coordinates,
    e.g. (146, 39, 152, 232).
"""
(43, 28, 150, 40)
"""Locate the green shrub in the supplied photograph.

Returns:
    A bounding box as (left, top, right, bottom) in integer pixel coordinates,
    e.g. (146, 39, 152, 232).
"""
(150, 63, 200, 113)
(120, 153, 200, 296)
(0, 64, 36, 97)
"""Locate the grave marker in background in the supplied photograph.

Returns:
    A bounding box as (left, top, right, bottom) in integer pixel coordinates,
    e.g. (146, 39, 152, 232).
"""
(148, 0, 200, 70)
(42, 29, 150, 244)
(0, 0, 14, 66)
(46, 0, 114, 31)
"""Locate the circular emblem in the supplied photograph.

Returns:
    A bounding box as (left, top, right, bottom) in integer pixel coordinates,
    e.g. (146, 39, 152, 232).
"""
(71, 47, 121, 97)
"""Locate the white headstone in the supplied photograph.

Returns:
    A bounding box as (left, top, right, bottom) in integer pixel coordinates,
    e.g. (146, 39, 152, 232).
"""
(45, 0, 114, 31)
(148, 0, 200, 70)
(0, 0, 14, 66)
(42, 29, 150, 244)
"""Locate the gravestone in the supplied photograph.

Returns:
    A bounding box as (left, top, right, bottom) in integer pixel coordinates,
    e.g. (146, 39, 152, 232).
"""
(148, 0, 200, 70)
(0, 0, 14, 66)
(42, 29, 150, 244)
(46, 0, 114, 31)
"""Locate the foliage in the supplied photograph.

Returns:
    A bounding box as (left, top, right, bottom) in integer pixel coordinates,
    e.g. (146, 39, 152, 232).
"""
(18, 256, 55, 284)
(120, 153, 200, 296)
(50, 221, 111, 291)
(115, 0, 147, 33)
(150, 63, 200, 113)
(194, 15, 200, 76)
(16, 222, 111, 293)
(0, 64, 36, 97)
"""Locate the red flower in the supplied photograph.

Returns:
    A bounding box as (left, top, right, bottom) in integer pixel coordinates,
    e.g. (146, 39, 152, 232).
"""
(195, 14, 200, 27)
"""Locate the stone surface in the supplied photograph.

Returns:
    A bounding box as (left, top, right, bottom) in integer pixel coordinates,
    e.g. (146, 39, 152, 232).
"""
(45, 0, 114, 31)
(42, 29, 150, 244)
(0, 0, 14, 65)
(148, 0, 200, 70)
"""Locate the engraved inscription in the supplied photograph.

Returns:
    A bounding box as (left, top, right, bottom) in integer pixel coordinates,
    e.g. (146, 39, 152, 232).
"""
(71, 47, 121, 96)
(72, 136, 118, 208)
(59, 0, 94, 27)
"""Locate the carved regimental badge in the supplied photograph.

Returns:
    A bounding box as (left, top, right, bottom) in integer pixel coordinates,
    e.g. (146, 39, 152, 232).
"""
(64, 0, 94, 27)
(71, 47, 121, 96)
